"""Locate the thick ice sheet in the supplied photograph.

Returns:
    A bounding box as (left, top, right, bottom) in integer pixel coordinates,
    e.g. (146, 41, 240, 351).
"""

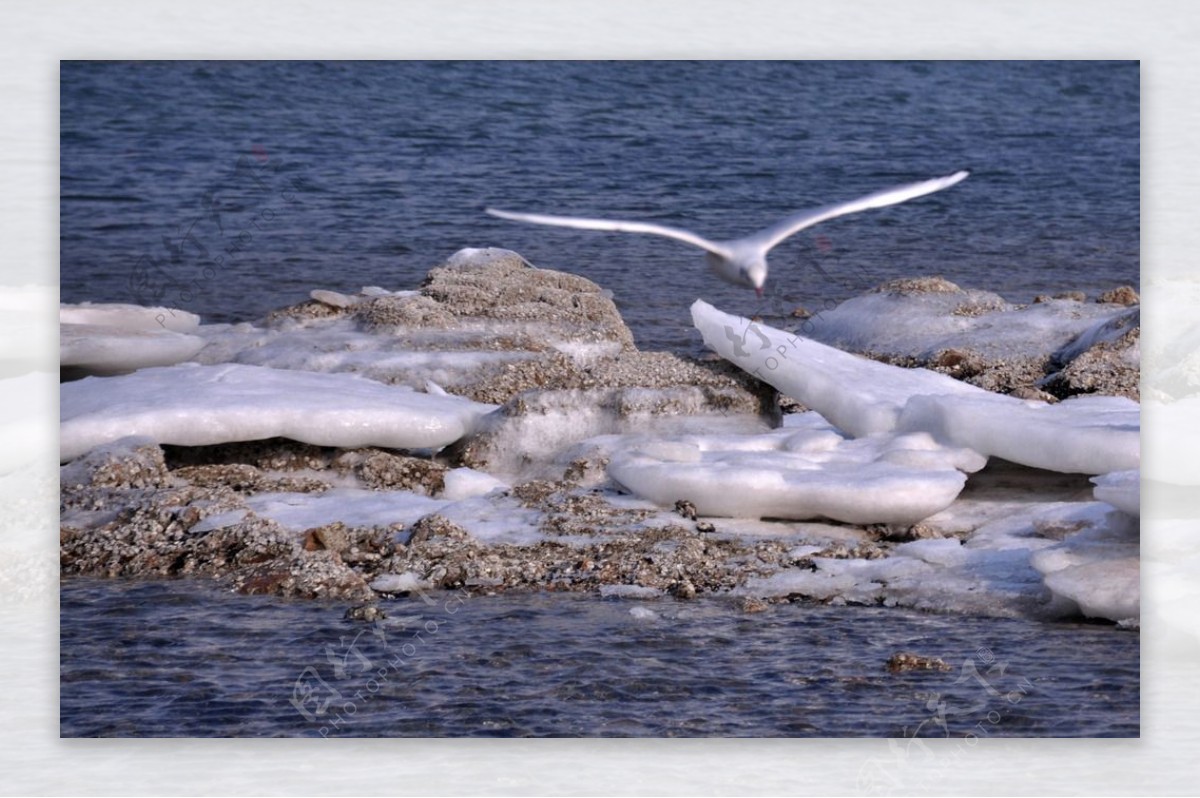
(897, 393, 1139, 475)
(59, 362, 497, 461)
(693, 300, 1140, 475)
(60, 302, 201, 332)
(61, 323, 207, 375)
(607, 422, 980, 524)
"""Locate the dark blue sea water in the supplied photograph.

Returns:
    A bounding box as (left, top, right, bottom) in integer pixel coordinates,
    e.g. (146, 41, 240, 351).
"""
(59, 578, 1138, 738)
(60, 60, 1139, 353)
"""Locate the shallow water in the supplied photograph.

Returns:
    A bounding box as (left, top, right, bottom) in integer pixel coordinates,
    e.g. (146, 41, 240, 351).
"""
(60, 578, 1138, 738)
(60, 60, 1139, 354)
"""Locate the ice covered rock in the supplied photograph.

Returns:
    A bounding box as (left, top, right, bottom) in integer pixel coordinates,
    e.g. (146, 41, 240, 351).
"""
(799, 278, 1139, 398)
(693, 300, 1140, 475)
(59, 362, 497, 461)
(192, 253, 641, 404)
(193, 487, 446, 534)
(1091, 470, 1139, 516)
(450, 383, 772, 478)
(607, 421, 981, 524)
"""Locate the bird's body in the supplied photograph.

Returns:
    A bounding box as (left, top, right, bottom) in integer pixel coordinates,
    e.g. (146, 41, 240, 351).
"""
(487, 170, 969, 297)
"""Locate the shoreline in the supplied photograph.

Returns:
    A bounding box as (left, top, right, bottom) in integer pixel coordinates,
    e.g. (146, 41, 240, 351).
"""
(59, 249, 1141, 627)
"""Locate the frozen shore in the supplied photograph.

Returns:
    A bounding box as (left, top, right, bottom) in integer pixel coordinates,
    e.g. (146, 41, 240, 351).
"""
(59, 249, 1141, 626)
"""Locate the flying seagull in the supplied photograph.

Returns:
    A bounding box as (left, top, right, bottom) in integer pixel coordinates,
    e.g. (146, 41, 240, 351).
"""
(487, 170, 969, 297)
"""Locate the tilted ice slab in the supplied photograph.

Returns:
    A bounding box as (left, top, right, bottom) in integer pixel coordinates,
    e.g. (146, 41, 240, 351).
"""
(692, 300, 1140, 475)
(60, 363, 497, 461)
(693, 300, 980, 437)
(607, 418, 984, 524)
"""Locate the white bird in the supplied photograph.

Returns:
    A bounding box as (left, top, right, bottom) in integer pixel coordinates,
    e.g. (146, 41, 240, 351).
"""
(487, 170, 969, 297)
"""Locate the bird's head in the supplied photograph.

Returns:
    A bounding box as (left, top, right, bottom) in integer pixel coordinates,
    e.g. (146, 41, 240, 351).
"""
(738, 259, 768, 297)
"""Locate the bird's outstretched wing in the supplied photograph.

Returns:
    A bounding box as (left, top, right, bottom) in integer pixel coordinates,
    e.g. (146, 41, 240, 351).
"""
(486, 207, 731, 258)
(746, 170, 969, 254)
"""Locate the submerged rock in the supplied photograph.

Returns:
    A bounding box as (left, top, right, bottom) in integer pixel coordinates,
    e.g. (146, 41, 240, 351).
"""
(886, 653, 953, 673)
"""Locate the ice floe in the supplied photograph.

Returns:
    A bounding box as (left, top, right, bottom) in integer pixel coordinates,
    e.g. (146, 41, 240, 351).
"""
(60, 302, 206, 376)
(59, 362, 497, 461)
(1029, 505, 1140, 624)
(692, 300, 1139, 475)
(607, 419, 983, 524)
(61, 323, 208, 376)
(739, 499, 1138, 622)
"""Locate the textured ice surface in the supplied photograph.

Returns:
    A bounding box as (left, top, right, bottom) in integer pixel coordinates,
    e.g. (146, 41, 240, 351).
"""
(59, 363, 497, 461)
(1029, 505, 1140, 624)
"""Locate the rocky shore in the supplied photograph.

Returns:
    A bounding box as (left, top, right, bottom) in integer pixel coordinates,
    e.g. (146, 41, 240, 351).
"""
(59, 250, 1141, 624)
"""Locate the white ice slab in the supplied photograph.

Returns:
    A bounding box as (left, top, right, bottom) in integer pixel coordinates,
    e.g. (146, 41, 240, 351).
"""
(693, 300, 1140, 475)
(692, 299, 982, 437)
(1029, 507, 1140, 624)
(59, 362, 497, 461)
(607, 423, 980, 524)
(61, 323, 207, 375)
(897, 393, 1139, 475)
(60, 302, 200, 332)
